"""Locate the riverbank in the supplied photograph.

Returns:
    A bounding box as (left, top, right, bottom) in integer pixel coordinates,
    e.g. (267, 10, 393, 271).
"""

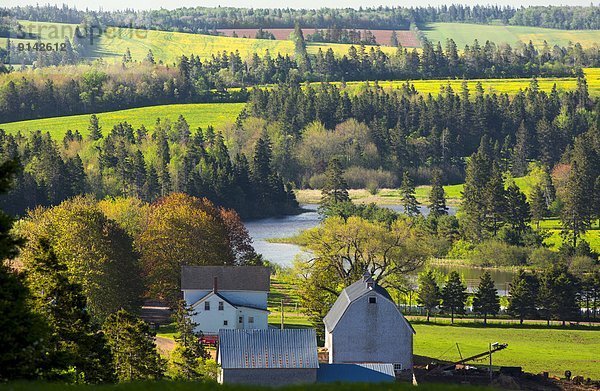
(295, 187, 463, 206)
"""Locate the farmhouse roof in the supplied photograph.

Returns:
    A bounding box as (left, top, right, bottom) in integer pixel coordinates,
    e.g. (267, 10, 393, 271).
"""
(181, 265, 270, 291)
(218, 329, 319, 369)
(191, 291, 269, 312)
(323, 273, 395, 331)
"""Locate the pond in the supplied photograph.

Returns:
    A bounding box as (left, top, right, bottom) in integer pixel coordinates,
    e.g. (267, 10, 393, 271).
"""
(244, 204, 515, 294)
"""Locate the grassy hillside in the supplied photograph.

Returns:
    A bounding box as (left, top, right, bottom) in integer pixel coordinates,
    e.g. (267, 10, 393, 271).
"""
(0, 103, 245, 139)
(422, 22, 600, 48)
(11, 21, 396, 64)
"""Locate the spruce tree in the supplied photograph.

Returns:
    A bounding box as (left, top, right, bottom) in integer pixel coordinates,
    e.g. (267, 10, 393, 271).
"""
(320, 158, 350, 210)
(461, 144, 491, 241)
(428, 170, 448, 218)
(530, 184, 548, 229)
(416, 270, 441, 322)
(503, 182, 530, 244)
(441, 271, 467, 324)
(400, 171, 420, 217)
(0, 159, 45, 380)
(507, 270, 537, 324)
(26, 239, 114, 383)
(103, 309, 165, 382)
(171, 300, 209, 380)
(87, 114, 102, 141)
(472, 271, 500, 325)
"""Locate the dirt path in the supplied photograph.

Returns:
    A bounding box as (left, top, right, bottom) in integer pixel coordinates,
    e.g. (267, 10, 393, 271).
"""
(155, 336, 175, 355)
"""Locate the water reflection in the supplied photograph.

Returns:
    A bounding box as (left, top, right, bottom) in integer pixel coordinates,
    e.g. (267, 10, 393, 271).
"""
(244, 204, 514, 294)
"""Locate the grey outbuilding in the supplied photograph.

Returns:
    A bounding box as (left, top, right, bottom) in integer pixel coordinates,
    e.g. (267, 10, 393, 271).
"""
(217, 328, 319, 386)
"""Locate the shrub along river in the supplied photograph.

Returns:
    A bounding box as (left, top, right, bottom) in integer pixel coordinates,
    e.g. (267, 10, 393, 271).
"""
(244, 204, 516, 295)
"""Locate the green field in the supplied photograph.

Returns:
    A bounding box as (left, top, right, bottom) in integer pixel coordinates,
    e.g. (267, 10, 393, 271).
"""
(338, 68, 600, 97)
(11, 21, 396, 64)
(422, 22, 600, 48)
(0, 103, 245, 139)
(413, 322, 600, 379)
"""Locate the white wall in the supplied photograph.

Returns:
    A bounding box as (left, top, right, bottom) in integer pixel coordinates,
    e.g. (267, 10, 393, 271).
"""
(190, 292, 268, 334)
(330, 293, 413, 369)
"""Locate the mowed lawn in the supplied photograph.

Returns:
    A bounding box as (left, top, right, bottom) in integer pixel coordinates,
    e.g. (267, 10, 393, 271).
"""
(0, 103, 245, 139)
(413, 323, 600, 379)
(422, 22, 600, 48)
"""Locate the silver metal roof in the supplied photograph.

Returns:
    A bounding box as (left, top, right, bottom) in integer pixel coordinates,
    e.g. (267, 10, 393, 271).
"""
(181, 265, 270, 291)
(218, 329, 319, 369)
(323, 275, 394, 331)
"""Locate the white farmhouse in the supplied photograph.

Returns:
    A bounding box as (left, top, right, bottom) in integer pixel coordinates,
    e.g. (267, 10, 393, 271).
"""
(323, 273, 415, 372)
(181, 265, 270, 334)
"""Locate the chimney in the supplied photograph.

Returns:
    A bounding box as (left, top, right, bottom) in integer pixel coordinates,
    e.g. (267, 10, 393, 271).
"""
(213, 276, 218, 294)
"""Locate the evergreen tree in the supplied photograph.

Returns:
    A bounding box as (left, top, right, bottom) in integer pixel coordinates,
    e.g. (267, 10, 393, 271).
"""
(461, 145, 491, 241)
(416, 270, 441, 322)
(26, 238, 114, 383)
(400, 171, 420, 217)
(428, 170, 448, 218)
(530, 184, 548, 229)
(171, 300, 209, 380)
(0, 159, 45, 381)
(503, 182, 531, 244)
(561, 137, 596, 248)
(507, 270, 538, 324)
(103, 309, 165, 382)
(320, 158, 350, 210)
(441, 271, 467, 324)
(87, 114, 102, 141)
(472, 271, 500, 325)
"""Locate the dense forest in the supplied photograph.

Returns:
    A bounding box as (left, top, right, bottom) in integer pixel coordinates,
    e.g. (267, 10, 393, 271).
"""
(2, 35, 599, 122)
(241, 78, 595, 184)
(4, 5, 600, 31)
(0, 117, 298, 218)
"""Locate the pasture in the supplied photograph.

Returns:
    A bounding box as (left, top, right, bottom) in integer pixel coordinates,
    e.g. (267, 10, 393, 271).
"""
(0, 103, 245, 139)
(422, 22, 600, 48)
(412, 322, 600, 379)
(9, 21, 397, 65)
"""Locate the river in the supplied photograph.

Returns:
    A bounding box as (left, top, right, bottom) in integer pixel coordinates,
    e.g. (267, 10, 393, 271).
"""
(244, 204, 515, 295)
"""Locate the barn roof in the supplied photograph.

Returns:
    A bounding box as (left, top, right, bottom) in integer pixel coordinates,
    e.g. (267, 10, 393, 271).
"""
(317, 363, 396, 383)
(323, 274, 397, 332)
(181, 265, 270, 291)
(218, 329, 319, 369)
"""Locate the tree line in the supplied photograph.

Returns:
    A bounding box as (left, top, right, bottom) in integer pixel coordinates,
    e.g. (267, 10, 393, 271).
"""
(3, 35, 600, 123)
(417, 267, 599, 326)
(5, 5, 600, 31)
(0, 116, 297, 219)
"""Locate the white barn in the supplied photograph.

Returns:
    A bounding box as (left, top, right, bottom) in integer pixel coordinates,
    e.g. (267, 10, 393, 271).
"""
(181, 266, 270, 334)
(323, 273, 415, 372)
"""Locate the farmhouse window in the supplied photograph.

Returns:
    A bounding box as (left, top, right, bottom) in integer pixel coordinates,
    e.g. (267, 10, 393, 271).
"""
(205, 301, 210, 311)
(218, 301, 224, 310)
(369, 297, 377, 304)
(223, 320, 228, 326)
(248, 316, 254, 324)
(239, 316, 243, 323)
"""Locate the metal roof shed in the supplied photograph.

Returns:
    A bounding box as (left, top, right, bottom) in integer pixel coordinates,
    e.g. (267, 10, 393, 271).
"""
(217, 329, 319, 386)
(317, 363, 396, 383)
